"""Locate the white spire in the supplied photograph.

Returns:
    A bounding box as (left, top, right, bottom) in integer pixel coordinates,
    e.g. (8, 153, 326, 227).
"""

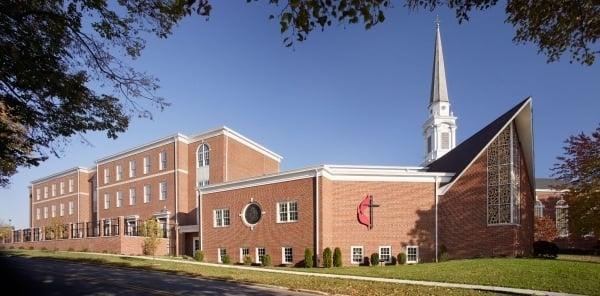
(430, 17, 449, 104)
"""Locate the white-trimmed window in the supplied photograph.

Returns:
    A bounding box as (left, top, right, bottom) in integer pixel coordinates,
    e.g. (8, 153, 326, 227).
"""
(69, 178, 74, 193)
(104, 193, 110, 209)
(36, 188, 41, 200)
(240, 248, 250, 263)
(116, 191, 123, 207)
(198, 144, 210, 167)
(282, 247, 293, 264)
(159, 151, 167, 170)
(277, 201, 298, 223)
(214, 209, 230, 227)
(159, 181, 167, 200)
(104, 168, 110, 184)
(69, 201, 74, 215)
(44, 186, 48, 198)
(143, 184, 151, 203)
(129, 160, 136, 178)
(51, 184, 56, 197)
(218, 248, 227, 263)
(129, 188, 136, 205)
(256, 247, 266, 264)
(534, 199, 544, 218)
(43, 207, 48, 219)
(59, 182, 65, 195)
(351, 246, 364, 264)
(379, 246, 392, 263)
(51, 205, 56, 217)
(556, 199, 569, 237)
(59, 203, 64, 216)
(406, 246, 419, 264)
(116, 165, 123, 181)
(143, 156, 150, 174)
(36, 208, 40, 220)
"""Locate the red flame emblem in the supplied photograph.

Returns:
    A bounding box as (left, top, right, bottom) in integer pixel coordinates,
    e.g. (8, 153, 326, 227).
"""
(357, 195, 372, 229)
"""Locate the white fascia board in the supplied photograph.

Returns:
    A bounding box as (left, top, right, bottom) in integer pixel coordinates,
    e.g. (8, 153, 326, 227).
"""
(31, 166, 91, 185)
(95, 133, 187, 165)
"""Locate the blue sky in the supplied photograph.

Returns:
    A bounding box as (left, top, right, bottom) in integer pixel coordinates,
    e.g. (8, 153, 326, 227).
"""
(2, 3, 599, 228)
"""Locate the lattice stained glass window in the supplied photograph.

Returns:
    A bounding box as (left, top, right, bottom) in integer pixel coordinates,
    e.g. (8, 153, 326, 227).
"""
(487, 123, 520, 225)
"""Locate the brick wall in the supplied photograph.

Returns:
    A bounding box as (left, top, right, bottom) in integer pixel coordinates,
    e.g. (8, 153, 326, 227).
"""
(4, 236, 169, 256)
(225, 136, 280, 182)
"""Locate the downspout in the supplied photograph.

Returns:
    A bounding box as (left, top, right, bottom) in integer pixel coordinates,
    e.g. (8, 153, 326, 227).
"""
(77, 169, 80, 224)
(174, 137, 179, 256)
(198, 189, 203, 251)
(314, 169, 320, 266)
(435, 176, 440, 263)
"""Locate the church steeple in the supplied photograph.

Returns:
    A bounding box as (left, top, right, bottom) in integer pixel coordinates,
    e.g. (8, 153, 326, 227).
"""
(423, 18, 457, 165)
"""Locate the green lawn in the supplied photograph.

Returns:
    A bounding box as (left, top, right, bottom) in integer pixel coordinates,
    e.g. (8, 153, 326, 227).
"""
(2, 250, 493, 296)
(280, 257, 600, 295)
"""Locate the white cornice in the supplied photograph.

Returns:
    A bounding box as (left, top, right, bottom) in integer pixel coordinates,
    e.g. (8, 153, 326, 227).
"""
(222, 127, 283, 162)
(95, 134, 186, 165)
(30, 167, 92, 185)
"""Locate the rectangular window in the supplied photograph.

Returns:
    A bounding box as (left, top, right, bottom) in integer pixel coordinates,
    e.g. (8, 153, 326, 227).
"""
(129, 188, 136, 205)
(427, 136, 432, 153)
(218, 248, 227, 263)
(69, 201, 74, 215)
(143, 156, 150, 174)
(159, 181, 167, 200)
(104, 168, 110, 184)
(129, 160, 136, 178)
(406, 246, 419, 264)
(51, 205, 56, 217)
(44, 207, 48, 219)
(60, 182, 65, 195)
(282, 247, 293, 264)
(36, 188, 41, 200)
(52, 184, 56, 197)
(44, 186, 48, 198)
(441, 132, 450, 149)
(69, 178, 74, 193)
(240, 248, 250, 263)
(351, 246, 363, 264)
(159, 151, 167, 170)
(379, 246, 392, 263)
(116, 191, 123, 207)
(104, 193, 110, 209)
(213, 209, 230, 227)
(143, 185, 151, 203)
(60, 203, 64, 216)
(277, 201, 298, 223)
(256, 248, 266, 264)
(36, 208, 40, 220)
(116, 165, 123, 181)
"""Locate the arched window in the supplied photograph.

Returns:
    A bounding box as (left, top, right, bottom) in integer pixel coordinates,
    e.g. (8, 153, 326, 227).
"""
(534, 198, 544, 218)
(197, 144, 210, 167)
(555, 199, 569, 237)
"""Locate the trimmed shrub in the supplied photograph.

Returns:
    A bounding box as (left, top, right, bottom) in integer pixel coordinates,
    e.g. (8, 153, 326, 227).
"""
(262, 254, 272, 267)
(18, 246, 24, 250)
(194, 250, 204, 262)
(533, 241, 559, 258)
(41, 247, 47, 251)
(81, 248, 88, 252)
(9, 246, 14, 249)
(67, 247, 74, 252)
(243, 255, 253, 265)
(397, 252, 406, 265)
(304, 248, 313, 268)
(333, 247, 342, 267)
(370, 253, 380, 266)
(323, 247, 333, 268)
(439, 245, 449, 262)
(53, 248, 59, 252)
(222, 254, 231, 264)
(28, 246, 34, 250)
(102, 250, 108, 253)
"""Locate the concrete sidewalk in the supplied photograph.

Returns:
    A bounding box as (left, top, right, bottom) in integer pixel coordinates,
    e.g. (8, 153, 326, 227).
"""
(73, 252, 583, 296)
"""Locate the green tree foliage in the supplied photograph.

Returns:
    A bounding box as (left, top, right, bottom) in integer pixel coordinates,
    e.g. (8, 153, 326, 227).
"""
(304, 248, 313, 268)
(0, 219, 13, 242)
(141, 218, 160, 256)
(323, 247, 333, 268)
(333, 247, 342, 267)
(553, 123, 600, 236)
(370, 252, 380, 266)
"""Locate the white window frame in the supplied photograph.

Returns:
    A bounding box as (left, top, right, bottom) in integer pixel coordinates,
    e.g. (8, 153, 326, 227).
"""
(129, 160, 136, 178)
(143, 184, 151, 203)
(213, 209, 230, 227)
(159, 151, 167, 170)
(69, 178, 74, 193)
(51, 205, 56, 217)
(143, 156, 150, 174)
(240, 247, 250, 263)
(69, 201, 74, 215)
(116, 164, 123, 181)
(51, 184, 56, 197)
(116, 191, 123, 207)
(379, 246, 392, 263)
(104, 193, 110, 209)
(36, 208, 40, 220)
(197, 144, 210, 167)
(59, 182, 64, 195)
(36, 188, 41, 200)
(406, 246, 419, 264)
(104, 168, 110, 184)
(276, 201, 298, 223)
(282, 247, 293, 264)
(59, 203, 64, 216)
(256, 247, 266, 264)
(159, 181, 167, 200)
(218, 248, 227, 263)
(129, 188, 136, 205)
(44, 186, 48, 199)
(534, 198, 544, 218)
(351, 246, 364, 264)
(44, 207, 48, 219)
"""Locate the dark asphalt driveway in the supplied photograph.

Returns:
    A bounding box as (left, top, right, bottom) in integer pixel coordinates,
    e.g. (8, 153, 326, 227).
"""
(0, 254, 315, 295)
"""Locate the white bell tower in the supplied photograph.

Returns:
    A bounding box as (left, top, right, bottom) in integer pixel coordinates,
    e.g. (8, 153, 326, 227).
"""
(423, 18, 457, 165)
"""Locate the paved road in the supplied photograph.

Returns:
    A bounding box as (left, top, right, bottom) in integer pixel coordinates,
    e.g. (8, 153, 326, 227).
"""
(0, 254, 314, 296)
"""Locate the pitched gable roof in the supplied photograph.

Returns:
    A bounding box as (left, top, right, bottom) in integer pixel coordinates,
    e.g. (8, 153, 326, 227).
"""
(427, 97, 534, 189)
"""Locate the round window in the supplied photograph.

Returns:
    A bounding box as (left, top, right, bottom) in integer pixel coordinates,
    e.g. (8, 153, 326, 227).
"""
(243, 203, 262, 225)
